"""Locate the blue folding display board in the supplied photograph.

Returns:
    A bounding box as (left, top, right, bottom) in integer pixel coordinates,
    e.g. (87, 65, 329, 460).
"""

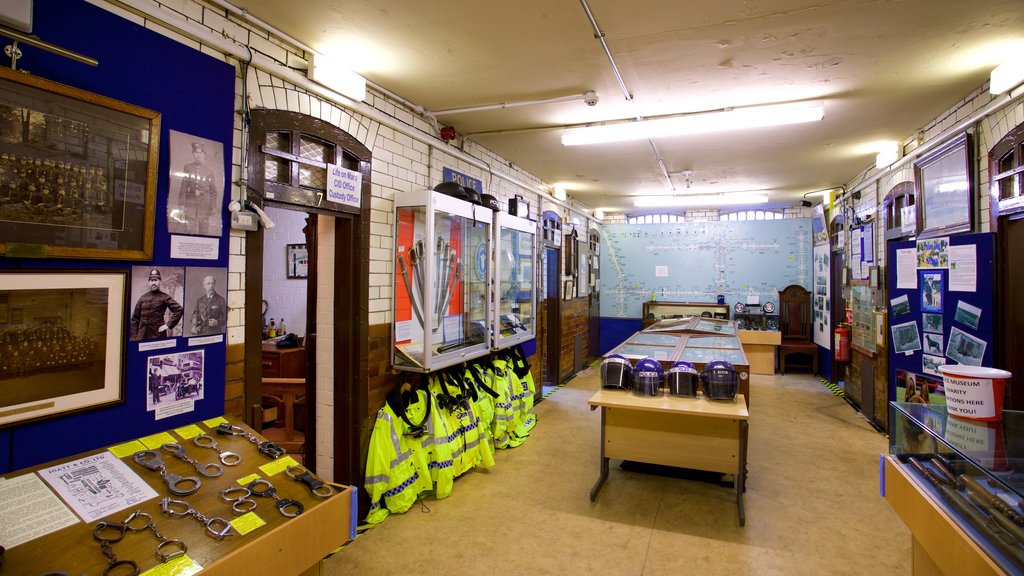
(886, 233, 995, 407)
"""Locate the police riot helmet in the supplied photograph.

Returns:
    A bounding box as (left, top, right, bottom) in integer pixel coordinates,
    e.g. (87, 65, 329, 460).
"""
(701, 360, 739, 401)
(433, 181, 470, 201)
(632, 357, 665, 397)
(480, 193, 501, 211)
(666, 360, 699, 397)
(600, 354, 632, 390)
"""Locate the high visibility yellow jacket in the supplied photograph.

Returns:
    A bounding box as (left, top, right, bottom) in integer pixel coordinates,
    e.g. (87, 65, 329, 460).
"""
(364, 388, 435, 524)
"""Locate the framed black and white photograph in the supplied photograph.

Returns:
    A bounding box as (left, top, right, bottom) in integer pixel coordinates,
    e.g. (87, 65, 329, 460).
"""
(891, 320, 922, 354)
(914, 131, 974, 239)
(946, 326, 986, 366)
(922, 354, 945, 377)
(166, 130, 224, 238)
(129, 265, 185, 342)
(146, 349, 205, 411)
(0, 67, 159, 260)
(0, 271, 126, 427)
(922, 332, 944, 356)
(184, 267, 227, 337)
(954, 300, 982, 330)
(890, 294, 911, 317)
(286, 243, 308, 279)
(922, 312, 944, 334)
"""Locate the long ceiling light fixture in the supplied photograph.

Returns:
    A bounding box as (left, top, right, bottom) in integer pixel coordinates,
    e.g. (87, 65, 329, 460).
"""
(633, 192, 769, 208)
(562, 101, 824, 146)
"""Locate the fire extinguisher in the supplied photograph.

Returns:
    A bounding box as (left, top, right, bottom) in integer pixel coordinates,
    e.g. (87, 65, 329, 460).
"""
(834, 324, 851, 363)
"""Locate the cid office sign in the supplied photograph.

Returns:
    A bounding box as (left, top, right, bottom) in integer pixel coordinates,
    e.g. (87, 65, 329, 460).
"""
(327, 164, 363, 208)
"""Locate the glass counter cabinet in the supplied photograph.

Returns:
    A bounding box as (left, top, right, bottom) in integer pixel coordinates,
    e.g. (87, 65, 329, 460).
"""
(491, 210, 536, 350)
(884, 402, 1024, 575)
(392, 189, 492, 372)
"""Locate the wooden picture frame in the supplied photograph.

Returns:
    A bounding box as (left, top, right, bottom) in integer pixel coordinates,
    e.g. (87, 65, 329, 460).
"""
(0, 271, 127, 427)
(286, 243, 308, 279)
(915, 131, 974, 239)
(0, 67, 160, 260)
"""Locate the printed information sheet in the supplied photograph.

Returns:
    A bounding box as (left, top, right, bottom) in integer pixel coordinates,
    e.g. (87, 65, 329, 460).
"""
(0, 474, 80, 548)
(38, 451, 158, 522)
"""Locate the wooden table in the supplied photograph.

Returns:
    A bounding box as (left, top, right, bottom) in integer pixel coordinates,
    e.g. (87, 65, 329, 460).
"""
(0, 418, 354, 575)
(262, 377, 306, 451)
(588, 389, 749, 525)
(738, 329, 781, 375)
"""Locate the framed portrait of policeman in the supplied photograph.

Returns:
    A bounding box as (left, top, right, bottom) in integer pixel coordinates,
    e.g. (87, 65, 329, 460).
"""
(166, 130, 225, 237)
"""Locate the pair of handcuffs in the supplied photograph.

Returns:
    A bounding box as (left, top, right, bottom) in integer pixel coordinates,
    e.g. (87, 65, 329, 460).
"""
(214, 423, 286, 459)
(159, 497, 235, 540)
(93, 510, 186, 576)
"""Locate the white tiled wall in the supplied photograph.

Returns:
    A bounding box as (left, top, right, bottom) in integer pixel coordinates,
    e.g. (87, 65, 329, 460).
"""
(262, 206, 308, 338)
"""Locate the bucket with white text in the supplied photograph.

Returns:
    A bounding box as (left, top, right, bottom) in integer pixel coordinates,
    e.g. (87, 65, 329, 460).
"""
(938, 365, 1012, 422)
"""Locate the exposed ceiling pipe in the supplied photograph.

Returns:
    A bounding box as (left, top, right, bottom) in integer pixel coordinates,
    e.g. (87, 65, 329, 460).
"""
(434, 92, 594, 115)
(579, 0, 631, 102)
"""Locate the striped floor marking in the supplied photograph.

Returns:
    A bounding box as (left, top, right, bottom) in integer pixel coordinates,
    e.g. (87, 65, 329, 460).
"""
(821, 377, 845, 397)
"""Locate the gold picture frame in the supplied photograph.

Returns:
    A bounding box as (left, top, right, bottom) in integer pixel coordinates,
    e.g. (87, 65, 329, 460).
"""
(0, 67, 160, 260)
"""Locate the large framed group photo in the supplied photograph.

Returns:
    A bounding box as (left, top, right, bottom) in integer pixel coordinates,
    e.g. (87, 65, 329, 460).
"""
(0, 66, 160, 260)
(0, 271, 127, 427)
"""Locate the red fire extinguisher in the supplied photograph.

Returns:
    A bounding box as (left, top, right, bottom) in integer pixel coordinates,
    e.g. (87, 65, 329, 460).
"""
(834, 324, 851, 363)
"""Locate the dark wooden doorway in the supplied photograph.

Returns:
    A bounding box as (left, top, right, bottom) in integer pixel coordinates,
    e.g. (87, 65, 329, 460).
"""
(997, 214, 1024, 410)
(543, 246, 561, 388)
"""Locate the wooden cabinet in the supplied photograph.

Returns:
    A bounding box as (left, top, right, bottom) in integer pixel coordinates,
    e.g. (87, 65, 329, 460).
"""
(738, 329, 781, 375)
(262, 343, 306, 378)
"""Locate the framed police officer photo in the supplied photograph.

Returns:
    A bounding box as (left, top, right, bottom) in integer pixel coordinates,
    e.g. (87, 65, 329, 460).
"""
(166, 130, 225, 238)
(129, 265, 185, 342)
(0, 67, 160, 260)
(0, 271, 126, 428)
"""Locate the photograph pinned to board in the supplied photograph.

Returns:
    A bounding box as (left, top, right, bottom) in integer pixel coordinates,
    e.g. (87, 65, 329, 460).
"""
(946, 326, 986, 366)
(890, 294, 912, 317)
(922, 313, 943, 334)
(922, 354, 945, 377)
(891, 320, 922, 354)
(145, 349, 205, 411)
(919, 270, 944, 313)
(916, 237, 950, 268)
(922, 332, 944, 357)
(896, 369, 943, 406)
(954, 300, 982, 330)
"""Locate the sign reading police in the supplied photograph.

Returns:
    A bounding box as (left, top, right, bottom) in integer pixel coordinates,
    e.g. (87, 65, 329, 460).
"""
(442, 167, 482, 193)
(327, 164, 362, 208)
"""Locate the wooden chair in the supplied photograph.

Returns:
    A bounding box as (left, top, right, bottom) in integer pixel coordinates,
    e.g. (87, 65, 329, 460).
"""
(777, 284, 818, 375)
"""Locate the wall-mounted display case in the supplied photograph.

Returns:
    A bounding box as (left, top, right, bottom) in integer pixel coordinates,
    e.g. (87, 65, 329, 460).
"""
(642, 301, 729, 327)
(491, 211, 537, 350)
(733, 303, 779, 331)
(884, 402, 1024, 575)
(393, 190, 492, 372)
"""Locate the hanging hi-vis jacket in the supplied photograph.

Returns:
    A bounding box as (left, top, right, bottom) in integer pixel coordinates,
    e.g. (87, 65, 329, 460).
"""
(364, 387, 435, 524)
(509, 346, 538, 436)
(430, 370, 494, 477)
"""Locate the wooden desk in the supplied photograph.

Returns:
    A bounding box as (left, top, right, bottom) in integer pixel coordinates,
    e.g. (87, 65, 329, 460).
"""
(738, 329, 781, 375)
(262, 343, 306, 378)
(588, 389, 749, 525)
(0, 418, 354, 575)
(262, 377, 306, 451)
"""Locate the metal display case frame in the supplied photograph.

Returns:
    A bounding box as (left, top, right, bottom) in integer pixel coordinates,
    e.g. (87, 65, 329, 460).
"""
(491, 210, 537, 350)
(392, 189, 492, 372)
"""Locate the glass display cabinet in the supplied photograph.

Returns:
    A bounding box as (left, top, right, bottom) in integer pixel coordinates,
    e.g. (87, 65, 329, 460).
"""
(733, 302, 779, 331)
(884, 402, 1024, 575)
(491, 211, 536, 350)
(393, 189, 492, 372)
(642, 301, 729, 327)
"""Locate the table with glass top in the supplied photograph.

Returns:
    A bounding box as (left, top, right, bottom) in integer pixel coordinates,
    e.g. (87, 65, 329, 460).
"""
(883, 402, 1024, 576)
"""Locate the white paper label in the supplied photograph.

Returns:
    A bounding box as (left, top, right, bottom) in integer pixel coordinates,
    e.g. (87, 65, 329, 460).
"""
(944, 376, 996, 419)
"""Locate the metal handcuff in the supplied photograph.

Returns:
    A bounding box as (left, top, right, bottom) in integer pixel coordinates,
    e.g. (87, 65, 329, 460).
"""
(192, 433, 242, 466)
(247, 478, 304, 517)
(161, 443, 224, 477)
(214, 423, 286, 459)
(132, 450, 201, 496)
(286, 465, 335, 498)
(93, 510, 187, 575)
(219, 486, 258, 514)
(159, 497, 236, 540)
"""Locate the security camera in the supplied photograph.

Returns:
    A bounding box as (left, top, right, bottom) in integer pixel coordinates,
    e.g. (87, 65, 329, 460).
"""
(583, 91, 599, 107)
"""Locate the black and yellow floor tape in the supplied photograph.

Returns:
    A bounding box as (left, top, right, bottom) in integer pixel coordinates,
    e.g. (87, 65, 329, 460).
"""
(820, 377, 845, 397)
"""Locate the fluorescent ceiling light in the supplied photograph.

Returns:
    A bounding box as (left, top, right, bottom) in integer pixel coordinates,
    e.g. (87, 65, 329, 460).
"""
(553, 186, 567, 201)
(875, 142, 899, 169)
(308, 53, 367, 102)
(633, 193, 768, 208)
(990, 56, 1024, 95)
(562, 101, 824, 146)
(594, 209, 605, 220)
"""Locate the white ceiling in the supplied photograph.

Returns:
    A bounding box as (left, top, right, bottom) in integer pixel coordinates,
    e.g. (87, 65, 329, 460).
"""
(229, 0, 1024, 213)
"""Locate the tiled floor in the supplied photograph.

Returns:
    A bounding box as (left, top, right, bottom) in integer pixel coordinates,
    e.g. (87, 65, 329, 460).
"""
(326, 367, 911, 576)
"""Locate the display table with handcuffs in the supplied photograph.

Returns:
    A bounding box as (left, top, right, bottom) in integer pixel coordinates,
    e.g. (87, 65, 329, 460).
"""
(0, 417, 354, 575)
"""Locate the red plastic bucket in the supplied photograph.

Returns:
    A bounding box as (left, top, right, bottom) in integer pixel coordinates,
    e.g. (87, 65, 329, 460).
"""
(939, 365, 1012, 422)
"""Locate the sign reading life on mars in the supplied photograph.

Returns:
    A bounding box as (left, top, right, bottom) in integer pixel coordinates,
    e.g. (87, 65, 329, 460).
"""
(328, 164, 362, 208)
